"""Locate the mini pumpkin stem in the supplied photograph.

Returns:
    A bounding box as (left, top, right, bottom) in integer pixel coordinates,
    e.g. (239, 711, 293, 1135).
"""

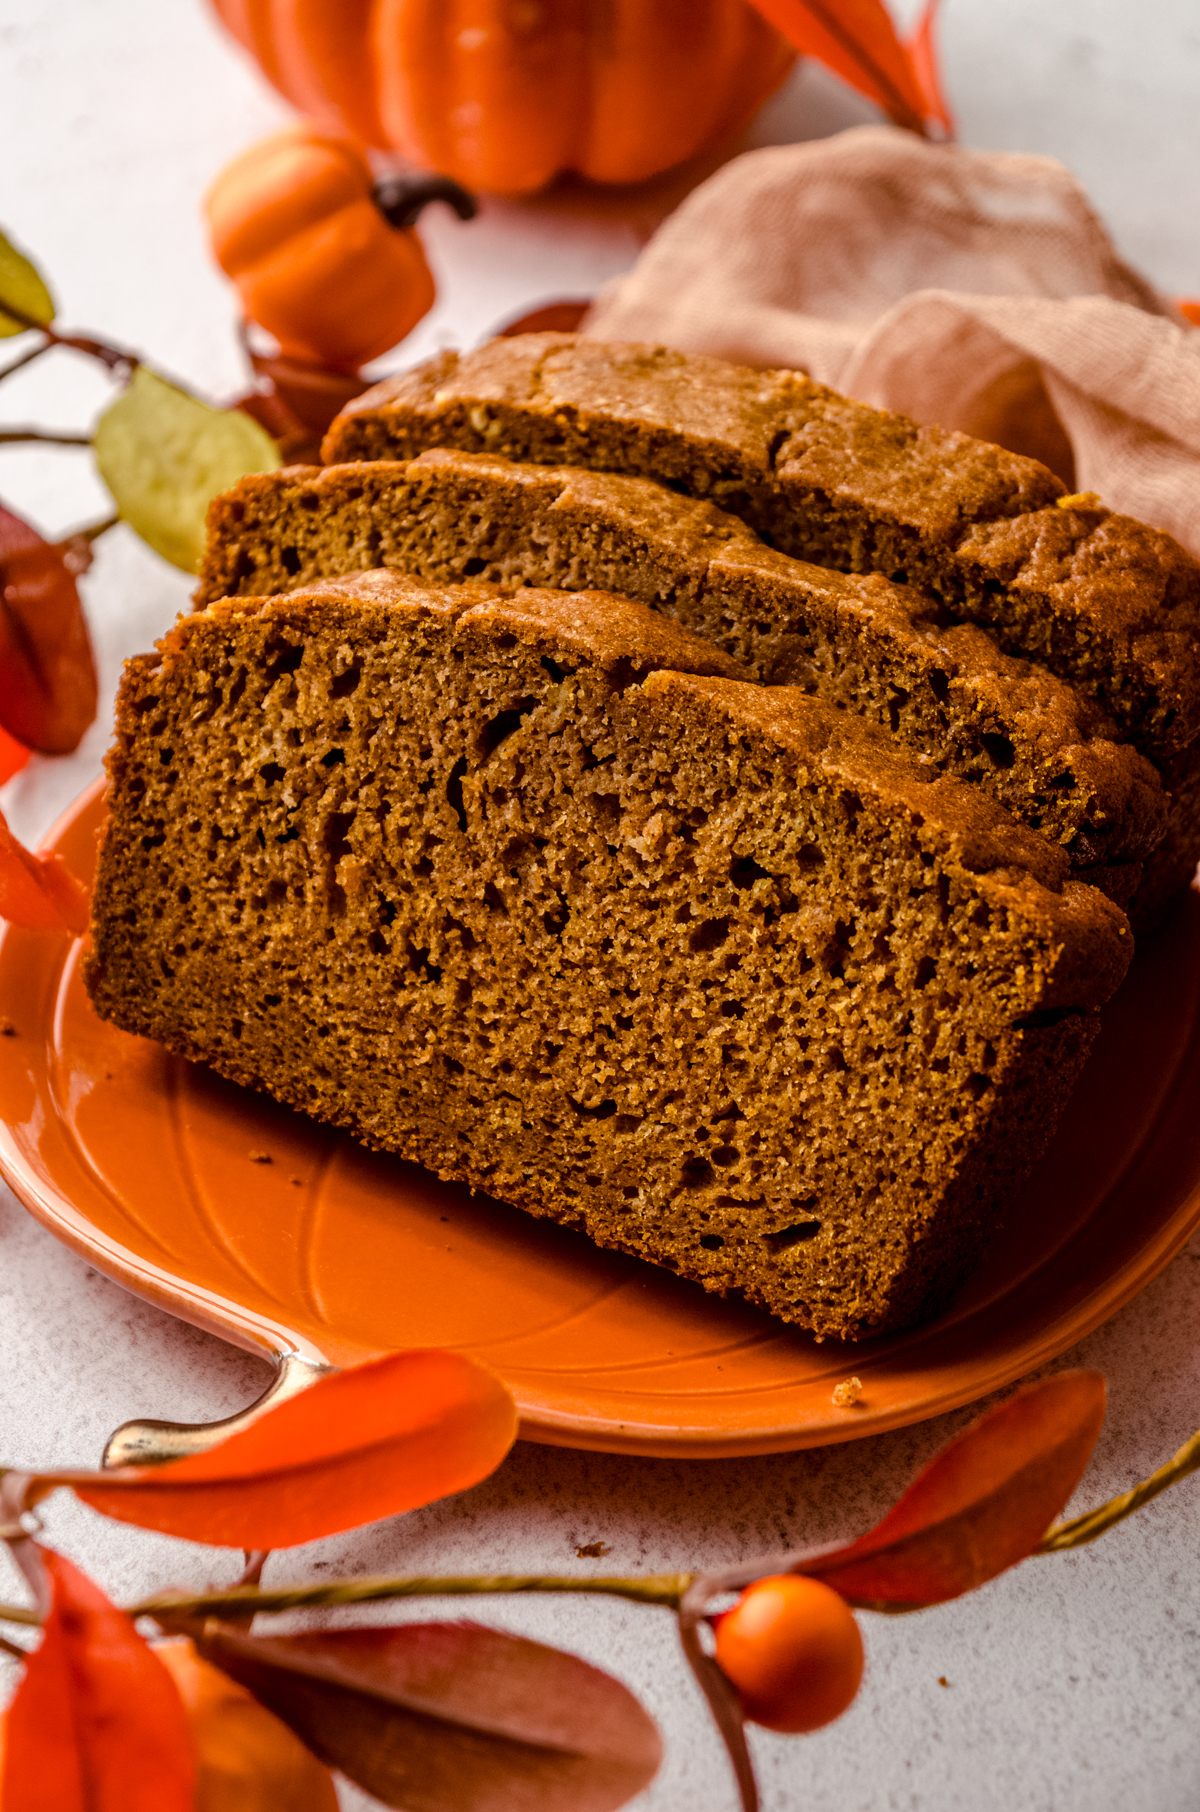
(372, 173, 478, 231)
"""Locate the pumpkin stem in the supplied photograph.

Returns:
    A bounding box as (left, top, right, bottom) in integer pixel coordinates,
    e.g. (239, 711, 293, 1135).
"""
(372, 174, 478, 231)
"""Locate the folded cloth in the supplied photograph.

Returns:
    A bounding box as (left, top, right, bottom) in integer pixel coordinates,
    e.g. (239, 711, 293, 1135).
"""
(585, 125, 1200, 559)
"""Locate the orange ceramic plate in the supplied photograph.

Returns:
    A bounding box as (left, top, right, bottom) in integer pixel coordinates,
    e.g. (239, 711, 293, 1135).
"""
(3, 779, 1200, 1457)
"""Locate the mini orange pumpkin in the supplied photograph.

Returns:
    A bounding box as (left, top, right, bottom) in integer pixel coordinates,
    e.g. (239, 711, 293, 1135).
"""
(204, 123, 475, 371)
(208, 0, 796, 196)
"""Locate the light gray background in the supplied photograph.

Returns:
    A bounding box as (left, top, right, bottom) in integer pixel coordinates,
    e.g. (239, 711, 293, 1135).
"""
(2, 4, 1199, 1808)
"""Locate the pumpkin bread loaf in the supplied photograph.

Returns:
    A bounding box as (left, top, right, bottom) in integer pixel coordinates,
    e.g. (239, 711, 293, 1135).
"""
(323, 334, 1200, 922)
(85, 571, 1132, 1340)
(199, 449, 1167, 909)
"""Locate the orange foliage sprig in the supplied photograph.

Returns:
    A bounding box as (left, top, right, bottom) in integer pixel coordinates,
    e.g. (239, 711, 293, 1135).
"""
(746, 0, 953, 138)
(3, 1365, 1199, 1812)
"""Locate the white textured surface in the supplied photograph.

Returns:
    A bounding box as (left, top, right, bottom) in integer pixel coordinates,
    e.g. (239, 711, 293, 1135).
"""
(2, 5, 1199, 1808)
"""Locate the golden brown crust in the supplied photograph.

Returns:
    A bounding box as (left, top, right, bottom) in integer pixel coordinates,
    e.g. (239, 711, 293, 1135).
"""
(87, 573, 1131, 1340)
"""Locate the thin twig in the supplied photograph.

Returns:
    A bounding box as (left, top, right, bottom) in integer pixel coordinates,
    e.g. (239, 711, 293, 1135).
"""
(0, 428, 91, 446)
(0, 1473, 50, 1623)
(65, 511, 120, 545)
(679, 1574, 759, 1812)
(1038, 1429, 1200, 1553)
(0, 300, 135, 375)
(0, 337, 53, 383)
(133, 1570, 694, 1624)
(0, 1632, 30, 1661)
(238, 1550, 270, 1588)
(58, 513, 120, 573)
(0, 1604, 40, 1628)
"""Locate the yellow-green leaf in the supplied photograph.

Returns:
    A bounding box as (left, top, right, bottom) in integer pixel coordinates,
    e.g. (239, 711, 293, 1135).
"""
(0, 226, 55, 336)
(93, 366, 280, 573)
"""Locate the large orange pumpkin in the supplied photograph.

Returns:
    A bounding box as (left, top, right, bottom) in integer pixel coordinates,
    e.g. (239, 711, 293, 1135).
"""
(210, 0, 796, 195)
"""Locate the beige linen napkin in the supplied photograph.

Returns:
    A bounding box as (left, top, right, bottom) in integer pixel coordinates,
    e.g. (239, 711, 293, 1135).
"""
(585, 125, 1200, 558)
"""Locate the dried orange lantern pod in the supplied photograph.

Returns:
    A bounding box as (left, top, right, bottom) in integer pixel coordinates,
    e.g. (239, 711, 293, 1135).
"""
(204, 123, 476, 371)
(154, 1637, 340, 1812)
(208, 0, 796, 195)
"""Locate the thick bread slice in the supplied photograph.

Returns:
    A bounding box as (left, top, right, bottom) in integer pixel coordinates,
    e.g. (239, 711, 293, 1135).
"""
(198, 452, 1167, 897)
(323, 334, 1200, 760)
(322, 334, 1200, 923)
(86, 571, 1132, 1340)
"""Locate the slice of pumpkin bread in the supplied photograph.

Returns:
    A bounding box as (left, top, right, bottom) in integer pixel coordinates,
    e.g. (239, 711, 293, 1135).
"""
(322, 334, 1200, 917)
(198, 450, 1167, 905)
(323, 335, 1200, 755)
(86, 571, 1131, 1340)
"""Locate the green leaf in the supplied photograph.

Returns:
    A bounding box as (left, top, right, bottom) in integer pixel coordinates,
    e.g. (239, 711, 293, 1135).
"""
(0, 227, 55, 336)
(93, 367, 280, 573)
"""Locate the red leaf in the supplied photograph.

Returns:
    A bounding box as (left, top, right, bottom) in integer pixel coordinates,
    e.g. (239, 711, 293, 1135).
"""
(0, 1549, 194, 1812)
(195, 1619, 662, 1812)
(746, 0, 935, 135)
(0, 502, 97, 754)
(244, 351, 371, 437)
(0, 503, 42, 561)
(233, 354, 373, 465)
(53, 1349, 518, 1549)
(0, 803, 89, 933)
(801, 1372, 1107, 1608)
(497, 300, 593, 339)
(0, 722, 31, 784)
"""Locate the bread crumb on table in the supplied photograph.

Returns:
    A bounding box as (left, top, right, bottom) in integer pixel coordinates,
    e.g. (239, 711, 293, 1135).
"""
(248, 1149, 272, 1164)
(832, 1376, 863, 1407)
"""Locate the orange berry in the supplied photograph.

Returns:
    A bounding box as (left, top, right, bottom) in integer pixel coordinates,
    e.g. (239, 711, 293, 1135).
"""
(713, 1573, 864, 1734)
(154, 1637, 339, 1811)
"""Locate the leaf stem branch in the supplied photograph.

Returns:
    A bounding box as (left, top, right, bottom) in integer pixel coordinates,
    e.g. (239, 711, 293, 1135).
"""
(58, 512, 120, 574)
(0, 428, 92, 447)
(133, 1570, 695, 1624)
(0, 1603, 39, 1628)
(0, 304, 136, 376)
(0, 339, 53, 384)
(1037, 1429, 1200, 1552)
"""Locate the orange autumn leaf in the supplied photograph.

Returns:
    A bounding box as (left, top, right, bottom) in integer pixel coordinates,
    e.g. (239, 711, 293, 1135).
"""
(0, 1548, 194, 1812)
(801, 1371, 1107, 1608)
(154, 1637, 340, 1812)
(0, 502, 97, 755)
(746, 0, 941, 136)
(43, 1349, 517, 1549)
(906, 0, 955, 137)
(0, 804, 89, 934)
(0, 721, 30, 784)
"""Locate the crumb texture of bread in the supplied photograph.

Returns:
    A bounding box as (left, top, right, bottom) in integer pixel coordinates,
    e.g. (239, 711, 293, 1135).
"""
(86, 572, 1132, 1341)
(196, 453, 1168, 883)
